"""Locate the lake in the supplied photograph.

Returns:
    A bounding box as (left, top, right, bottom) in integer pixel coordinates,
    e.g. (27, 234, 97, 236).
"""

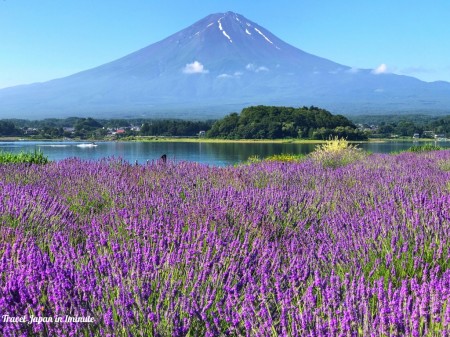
(0, 140, 448, 166)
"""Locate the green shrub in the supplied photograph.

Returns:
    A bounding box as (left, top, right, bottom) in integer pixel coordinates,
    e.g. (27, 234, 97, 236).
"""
(264, 153, 305, 162)
(310, 137, 367, 168)
(0, 150, 49, 164)
(244, 153, 305, 165)
(439, 159, 450, 172)
(244, 155, 262, 164)
(407, 143, 443, 152)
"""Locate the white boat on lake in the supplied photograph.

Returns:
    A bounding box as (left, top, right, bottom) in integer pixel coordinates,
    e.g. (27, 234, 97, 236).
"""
(76, 143, 98, 148)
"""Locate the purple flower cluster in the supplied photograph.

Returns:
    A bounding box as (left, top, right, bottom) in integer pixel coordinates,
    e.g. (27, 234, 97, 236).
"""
(0, 152, 449, 336)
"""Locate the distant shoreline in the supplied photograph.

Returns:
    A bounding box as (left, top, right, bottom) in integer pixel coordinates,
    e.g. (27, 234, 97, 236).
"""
(0, 136, 445, 144)
(115, 136, 445, 144)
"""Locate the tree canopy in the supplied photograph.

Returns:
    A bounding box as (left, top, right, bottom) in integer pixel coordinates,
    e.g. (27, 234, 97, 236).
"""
(207, 105, 367, 140)
(0, 121, 23, 136)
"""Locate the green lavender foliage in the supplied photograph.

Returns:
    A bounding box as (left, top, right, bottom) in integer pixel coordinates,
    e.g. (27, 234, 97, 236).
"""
(0, 150, 49, 164)
(407, 144, 444, 152)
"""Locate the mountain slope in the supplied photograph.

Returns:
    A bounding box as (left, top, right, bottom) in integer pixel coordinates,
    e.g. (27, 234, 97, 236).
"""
(1, 11, 450, 119)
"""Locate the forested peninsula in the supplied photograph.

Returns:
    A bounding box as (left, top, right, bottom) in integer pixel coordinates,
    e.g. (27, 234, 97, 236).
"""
(207, 105, 367, 140)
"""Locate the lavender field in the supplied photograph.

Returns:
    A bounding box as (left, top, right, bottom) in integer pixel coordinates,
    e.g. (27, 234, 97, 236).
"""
(1, 150, 450, 336)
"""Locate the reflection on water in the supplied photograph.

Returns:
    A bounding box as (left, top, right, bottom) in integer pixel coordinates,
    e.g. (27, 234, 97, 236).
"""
(0, 140, 448, 166)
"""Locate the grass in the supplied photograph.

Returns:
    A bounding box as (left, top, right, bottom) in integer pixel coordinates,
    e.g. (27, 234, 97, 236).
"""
(245, 138, 367, 166)
(407, 143, 444, 152)
(245, 153, 306, 164)
(0, 150, 49, 164)
(389, 143, 447, 155)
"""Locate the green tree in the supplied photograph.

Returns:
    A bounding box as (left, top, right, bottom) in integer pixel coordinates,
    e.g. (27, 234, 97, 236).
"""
(0, 121, 22, 136)
(140, 123, 150, 135)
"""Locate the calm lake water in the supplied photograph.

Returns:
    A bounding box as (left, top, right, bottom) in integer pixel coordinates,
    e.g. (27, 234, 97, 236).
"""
(0, 140, 448, 166)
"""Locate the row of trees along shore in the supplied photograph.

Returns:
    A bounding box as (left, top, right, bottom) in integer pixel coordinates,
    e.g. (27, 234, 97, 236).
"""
(11, 105, 450, 140)
(0, 106, 367, 140)
(0, 119, 213, 139)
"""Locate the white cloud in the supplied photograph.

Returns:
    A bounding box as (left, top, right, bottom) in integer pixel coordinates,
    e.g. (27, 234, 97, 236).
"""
(246, 63, 255, 71)
(256, 66, 269, 73)
(246, 64, 269, 73)
(217, 72, 244, 79)
(182, 61, 209, 74)
(372, 63, 389, 75)
(217, 73, 232, 79)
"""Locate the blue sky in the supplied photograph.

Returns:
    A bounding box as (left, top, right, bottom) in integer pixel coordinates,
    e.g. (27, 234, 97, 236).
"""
(1, 0, 449, 88)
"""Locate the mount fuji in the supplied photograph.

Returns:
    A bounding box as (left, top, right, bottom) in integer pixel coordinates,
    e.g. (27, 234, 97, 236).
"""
(1, 11, 450, 119)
